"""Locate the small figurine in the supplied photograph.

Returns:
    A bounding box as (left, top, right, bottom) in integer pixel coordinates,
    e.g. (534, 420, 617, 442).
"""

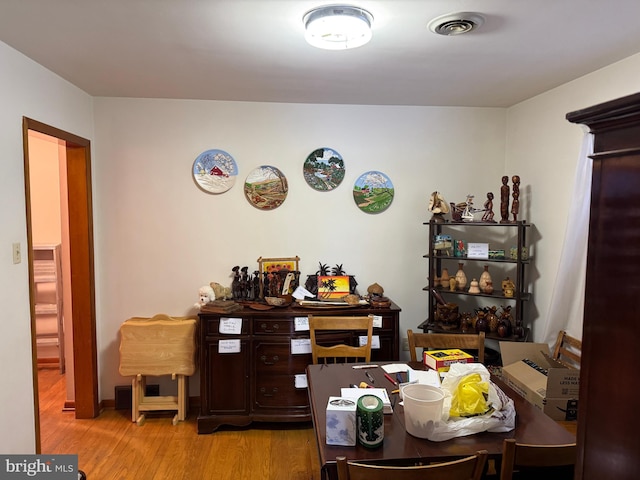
(210, 282, 232, 300)
(501, 277, 515, 297)
(511, 175, 520, 222)
(239, 266, 250, 299)
(481, 192, 496, 222)
(450, 202, 463, 222)
(367, 283, 384, 297)
(461, 195, 475, 221)
(468, 278, 481, 294)
(194, 285, 215, 309)
(231, 266, 242, 299)
(427, 191, 450, 223)
(500, 175, 510, 224)
(253, 270, 261, 298)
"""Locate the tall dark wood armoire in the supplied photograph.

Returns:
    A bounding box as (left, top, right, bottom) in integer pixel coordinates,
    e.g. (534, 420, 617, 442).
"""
(567, 92, 640, 480)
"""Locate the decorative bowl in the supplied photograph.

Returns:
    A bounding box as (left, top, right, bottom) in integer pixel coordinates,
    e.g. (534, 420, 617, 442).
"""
(265, 296, 286, 306)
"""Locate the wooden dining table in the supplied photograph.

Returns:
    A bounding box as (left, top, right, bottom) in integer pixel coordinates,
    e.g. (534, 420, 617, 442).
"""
(306, 362, 576, 480)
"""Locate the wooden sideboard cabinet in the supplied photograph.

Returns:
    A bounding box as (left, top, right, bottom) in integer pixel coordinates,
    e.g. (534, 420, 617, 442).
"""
(197, 301, 401, 433)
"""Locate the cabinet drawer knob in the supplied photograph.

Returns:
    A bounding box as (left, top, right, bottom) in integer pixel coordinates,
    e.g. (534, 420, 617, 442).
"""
(260, 355, 279, 365)
(260, 386, 277, 397)
(259, 322, 280, 333)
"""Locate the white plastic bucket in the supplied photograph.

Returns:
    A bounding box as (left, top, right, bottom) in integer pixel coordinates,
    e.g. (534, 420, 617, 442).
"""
(402, 384, 445, 439)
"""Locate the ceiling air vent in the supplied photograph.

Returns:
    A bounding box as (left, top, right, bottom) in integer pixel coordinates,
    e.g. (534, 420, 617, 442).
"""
(428, 12, 485, 36)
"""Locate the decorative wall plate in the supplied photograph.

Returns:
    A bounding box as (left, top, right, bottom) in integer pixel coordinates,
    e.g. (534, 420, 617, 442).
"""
(244, 165, 288, 210)
(303, 147, 345, 191)
(192, 149, 238, 194)
(353, 171, 395, 214)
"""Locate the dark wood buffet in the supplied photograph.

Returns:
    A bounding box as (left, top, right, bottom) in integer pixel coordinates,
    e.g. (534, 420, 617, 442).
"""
(567, 92, 640, 479)
(197, 301, 401, 433)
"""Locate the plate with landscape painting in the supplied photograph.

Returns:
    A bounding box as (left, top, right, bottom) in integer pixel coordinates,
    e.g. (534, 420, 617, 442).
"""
(192, 149, 238, 194)
(353, 171, 395, 214)
(244, 165, 289, 210)
(303, 147, 346, 191)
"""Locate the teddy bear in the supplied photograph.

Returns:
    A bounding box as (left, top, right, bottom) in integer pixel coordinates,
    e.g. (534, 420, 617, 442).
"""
(194, 285, 216, 309)
(210, 282, 232, 300)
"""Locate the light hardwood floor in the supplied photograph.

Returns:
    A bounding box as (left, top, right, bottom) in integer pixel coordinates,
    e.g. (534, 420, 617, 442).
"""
(38, 368, 322, 480)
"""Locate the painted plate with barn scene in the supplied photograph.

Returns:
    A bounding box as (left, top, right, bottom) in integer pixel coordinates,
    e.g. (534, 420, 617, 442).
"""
(353, 171, 395, 214)
(303, 147, 345, 191)
(244, 165, 289, 210)
(193, 149, 238, 194)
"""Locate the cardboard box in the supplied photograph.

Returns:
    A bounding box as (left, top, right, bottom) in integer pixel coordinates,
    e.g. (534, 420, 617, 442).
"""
(423, 349, 474, 372)
(325, 397, 357, 446)
(500, 342, 580, 421)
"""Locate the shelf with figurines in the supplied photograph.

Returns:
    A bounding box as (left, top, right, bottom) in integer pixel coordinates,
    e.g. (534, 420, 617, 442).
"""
(422, 176, 532, 341)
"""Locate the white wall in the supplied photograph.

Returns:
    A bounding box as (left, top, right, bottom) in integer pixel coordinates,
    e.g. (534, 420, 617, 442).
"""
(505, 52, 640, 341)
(0, 41, 93, 452)
(92, 99, 506, 397)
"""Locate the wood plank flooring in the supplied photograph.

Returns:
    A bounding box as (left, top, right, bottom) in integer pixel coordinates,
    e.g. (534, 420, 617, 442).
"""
(37, 368, 322, 479)
(37, 369, 577, 479)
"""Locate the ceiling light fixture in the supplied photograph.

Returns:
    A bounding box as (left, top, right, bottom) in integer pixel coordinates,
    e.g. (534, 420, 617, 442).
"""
(303, 5, 373, 50)
(428, 12, 485, 36)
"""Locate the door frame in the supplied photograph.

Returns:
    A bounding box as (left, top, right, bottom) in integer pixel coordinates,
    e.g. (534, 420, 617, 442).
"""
(23, 117, 99, 450)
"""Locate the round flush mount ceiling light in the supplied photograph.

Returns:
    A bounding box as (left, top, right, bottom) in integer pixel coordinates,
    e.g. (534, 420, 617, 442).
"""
(428, 12, 485, 36)
(303, 5, 374, 50)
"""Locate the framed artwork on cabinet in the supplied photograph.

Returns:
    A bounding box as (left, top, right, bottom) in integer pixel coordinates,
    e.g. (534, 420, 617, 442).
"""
(257, 256, 300, 297)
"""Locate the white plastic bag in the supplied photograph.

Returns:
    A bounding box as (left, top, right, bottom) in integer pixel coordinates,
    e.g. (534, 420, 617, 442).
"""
(425, 363, 515, 442)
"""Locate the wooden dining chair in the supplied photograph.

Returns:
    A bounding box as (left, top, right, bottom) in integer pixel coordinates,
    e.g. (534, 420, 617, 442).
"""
(407, 329, 485, 364)
(499, 438, 577, 479)
(552, 330, 582, 369)
(336, 450, 488, 480)
(308, 315, 374, 364)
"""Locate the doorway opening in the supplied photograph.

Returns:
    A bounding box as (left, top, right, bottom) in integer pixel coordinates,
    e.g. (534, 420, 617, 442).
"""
(23, 117, 99, 453)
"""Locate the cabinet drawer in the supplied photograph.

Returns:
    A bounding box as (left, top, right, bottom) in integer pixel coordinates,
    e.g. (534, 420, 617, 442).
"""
(253, 374, 309, 409)
(253, 318, 294, 335)
(202, 315, 249, 336)
(254, 339, 311, 375)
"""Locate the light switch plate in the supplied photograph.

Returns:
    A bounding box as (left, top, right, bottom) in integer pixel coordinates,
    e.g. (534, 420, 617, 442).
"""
(12, 242, 21, 264)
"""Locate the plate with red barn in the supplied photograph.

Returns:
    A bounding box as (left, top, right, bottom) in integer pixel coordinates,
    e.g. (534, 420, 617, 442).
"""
(193, 149, 238, 194)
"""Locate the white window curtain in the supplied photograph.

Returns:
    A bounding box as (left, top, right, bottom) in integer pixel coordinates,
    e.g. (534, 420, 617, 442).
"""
(542, 131, 593, 348)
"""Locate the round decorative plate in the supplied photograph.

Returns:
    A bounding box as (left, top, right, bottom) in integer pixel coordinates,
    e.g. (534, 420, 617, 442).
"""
(192, 149, 238, 194)
(353, 171, 395, 214)
(244, 165, 288, 210)
(303, 147, 345, 191)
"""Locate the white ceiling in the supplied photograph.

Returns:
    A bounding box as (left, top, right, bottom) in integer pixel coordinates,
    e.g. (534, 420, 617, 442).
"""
(1, 0, 640, 107)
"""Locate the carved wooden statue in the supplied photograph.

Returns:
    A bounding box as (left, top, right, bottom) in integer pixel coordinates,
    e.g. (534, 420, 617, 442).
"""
(428, 191, 450, 223)
(481, 192, 496, 222)
(499, 175, 510, 223)
(511, 175, 520, 222)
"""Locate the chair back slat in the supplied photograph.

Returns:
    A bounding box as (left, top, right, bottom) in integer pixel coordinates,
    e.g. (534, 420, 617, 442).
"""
(500, 438, 577, 479)
(407, 329, 485, 364)
(309, 315, 374, 364)
(552, 330, 582, 369)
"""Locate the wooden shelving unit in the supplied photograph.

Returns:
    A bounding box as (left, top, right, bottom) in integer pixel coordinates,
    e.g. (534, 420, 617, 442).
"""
(33, 244, 65, 373)
(420, 220, 532, 342)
